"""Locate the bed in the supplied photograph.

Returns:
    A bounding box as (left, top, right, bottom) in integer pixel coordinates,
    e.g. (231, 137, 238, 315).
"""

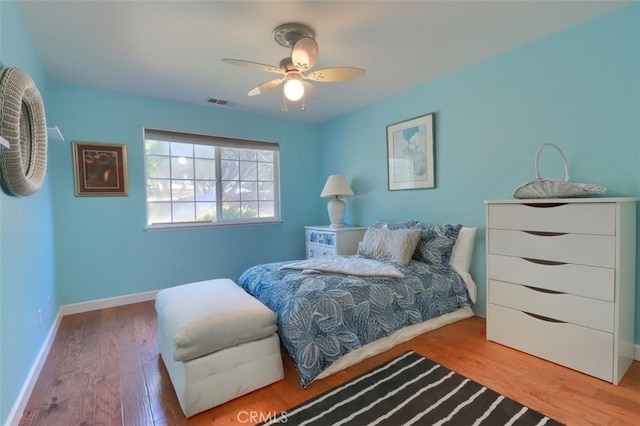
(238, 222, 477, 388)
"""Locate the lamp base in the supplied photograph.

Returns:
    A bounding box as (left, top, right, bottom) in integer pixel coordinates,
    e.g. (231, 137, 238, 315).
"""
(327, 198, 346, 228)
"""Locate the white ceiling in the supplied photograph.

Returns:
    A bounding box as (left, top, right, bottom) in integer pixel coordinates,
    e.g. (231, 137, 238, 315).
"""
(16, 0, 632, 124)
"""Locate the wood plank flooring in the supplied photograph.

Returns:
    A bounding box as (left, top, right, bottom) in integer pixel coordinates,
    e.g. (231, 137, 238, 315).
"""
(20, 301, 640, 425)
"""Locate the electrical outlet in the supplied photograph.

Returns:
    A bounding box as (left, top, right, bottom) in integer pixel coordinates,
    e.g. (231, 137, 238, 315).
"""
(37, 309, 42, 327)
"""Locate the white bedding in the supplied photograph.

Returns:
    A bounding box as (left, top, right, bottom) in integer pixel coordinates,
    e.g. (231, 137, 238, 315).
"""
(280, 256, 405, 278)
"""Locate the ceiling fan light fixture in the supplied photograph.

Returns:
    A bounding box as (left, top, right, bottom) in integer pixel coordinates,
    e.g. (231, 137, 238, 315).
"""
(222, 22, 365, 111)
(284, 78, 304, 101)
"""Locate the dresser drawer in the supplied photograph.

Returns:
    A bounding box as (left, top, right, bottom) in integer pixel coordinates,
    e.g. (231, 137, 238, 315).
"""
(487, 203, 615, 235)
(488, 229, 615, 268)
(487, 254, 614, 301)
(489, 280, 614, 332)
(487, 304, 614, 382)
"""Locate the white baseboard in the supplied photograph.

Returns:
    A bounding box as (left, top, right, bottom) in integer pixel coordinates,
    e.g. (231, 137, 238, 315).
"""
(5, 310, 63, 426)
(60, 289, 159, 316)
(4, 290, 159, 426)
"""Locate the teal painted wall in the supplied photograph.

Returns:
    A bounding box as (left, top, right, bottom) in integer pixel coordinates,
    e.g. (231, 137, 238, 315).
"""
(320, 4, 640, 324)
(0, 1, 56, 423)
(2, 2, 322, 421)
(1, 2, 639, 424)
(46, 84, 321, 305)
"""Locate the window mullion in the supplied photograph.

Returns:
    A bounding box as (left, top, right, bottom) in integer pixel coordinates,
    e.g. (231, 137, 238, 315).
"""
(169, 152, 175, 223)
(191, 152, 196, 221)
(215, 146, 223, 222)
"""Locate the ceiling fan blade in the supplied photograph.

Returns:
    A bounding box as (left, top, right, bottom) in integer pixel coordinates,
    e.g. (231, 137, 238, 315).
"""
(291, 37, 319, 72)
(221, 59, 284, 74)
(306, 67, 366, 82)
(247, 78, 284, 96)
(302, 81, 321, 100)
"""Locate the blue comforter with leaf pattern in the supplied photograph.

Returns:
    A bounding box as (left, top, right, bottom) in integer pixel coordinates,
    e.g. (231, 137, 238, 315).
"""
(238, 257, 471, 387)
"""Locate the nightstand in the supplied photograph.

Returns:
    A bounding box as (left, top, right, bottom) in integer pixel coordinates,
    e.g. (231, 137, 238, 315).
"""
(305, 225, 367, 259)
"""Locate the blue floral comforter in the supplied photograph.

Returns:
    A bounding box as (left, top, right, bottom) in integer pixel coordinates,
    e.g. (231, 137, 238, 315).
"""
(238, 257, 471, 387)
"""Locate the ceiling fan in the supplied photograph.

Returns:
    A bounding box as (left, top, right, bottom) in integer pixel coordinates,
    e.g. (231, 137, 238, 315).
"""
(222, 23, 366, 111)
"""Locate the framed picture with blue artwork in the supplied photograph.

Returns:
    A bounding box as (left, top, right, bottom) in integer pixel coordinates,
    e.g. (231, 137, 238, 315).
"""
(386, 113, 435, 190)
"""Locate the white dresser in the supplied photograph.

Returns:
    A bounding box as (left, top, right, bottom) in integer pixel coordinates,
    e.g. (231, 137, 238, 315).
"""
(305, 226, 366, 259)
(485, 198, 638, 384)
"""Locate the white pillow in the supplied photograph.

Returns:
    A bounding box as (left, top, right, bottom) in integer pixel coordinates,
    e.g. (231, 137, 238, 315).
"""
(449, 227, 477, 272)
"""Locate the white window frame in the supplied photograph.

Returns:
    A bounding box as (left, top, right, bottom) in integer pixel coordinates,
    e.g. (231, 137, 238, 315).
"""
(143, 128, 281, 231)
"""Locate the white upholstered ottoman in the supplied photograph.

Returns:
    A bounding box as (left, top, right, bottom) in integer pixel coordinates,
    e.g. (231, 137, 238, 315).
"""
(155, 278, 284, 418)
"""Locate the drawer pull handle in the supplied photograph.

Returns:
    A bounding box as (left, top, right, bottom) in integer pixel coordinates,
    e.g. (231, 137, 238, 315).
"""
(523, 230, 567, 237)
(523, 203, 568, 208)
(522, 257, 567, 266)
(523, 285, 565, 295)
(524, 312, 566, 323)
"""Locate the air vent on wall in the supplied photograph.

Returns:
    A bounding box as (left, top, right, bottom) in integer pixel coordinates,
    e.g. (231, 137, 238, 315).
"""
(207, 98, 229, 106)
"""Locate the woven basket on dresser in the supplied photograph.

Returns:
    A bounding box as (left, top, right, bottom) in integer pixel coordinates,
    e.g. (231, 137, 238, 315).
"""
(513, 143, 606, 199)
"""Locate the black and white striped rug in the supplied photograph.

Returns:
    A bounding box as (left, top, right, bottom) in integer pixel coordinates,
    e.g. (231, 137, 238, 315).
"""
(262, 350, 563, 426)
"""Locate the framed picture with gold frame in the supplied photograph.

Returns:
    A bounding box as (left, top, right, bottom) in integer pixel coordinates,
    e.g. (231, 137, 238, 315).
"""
(72, 141, 128, 196)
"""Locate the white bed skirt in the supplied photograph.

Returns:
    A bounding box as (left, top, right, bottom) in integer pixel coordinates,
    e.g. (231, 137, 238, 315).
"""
(315, 306, 474, 381)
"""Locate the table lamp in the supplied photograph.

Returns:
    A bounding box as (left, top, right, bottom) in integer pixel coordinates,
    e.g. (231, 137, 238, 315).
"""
(320, 175, 354, 228)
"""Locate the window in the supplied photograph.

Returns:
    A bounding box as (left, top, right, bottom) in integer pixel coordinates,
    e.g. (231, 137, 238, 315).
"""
(143, 128, 280, 228)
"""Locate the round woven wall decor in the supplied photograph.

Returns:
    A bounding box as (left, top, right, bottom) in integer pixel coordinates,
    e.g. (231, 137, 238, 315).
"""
(0, 67, 48, 196)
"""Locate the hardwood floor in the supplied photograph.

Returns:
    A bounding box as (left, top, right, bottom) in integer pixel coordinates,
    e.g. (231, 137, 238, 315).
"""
(19, 301, 640, 425)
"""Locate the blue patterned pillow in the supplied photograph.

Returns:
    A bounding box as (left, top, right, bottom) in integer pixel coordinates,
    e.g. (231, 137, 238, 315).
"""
(410, 223, 462, 266)
(371, 221, 462, 266)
